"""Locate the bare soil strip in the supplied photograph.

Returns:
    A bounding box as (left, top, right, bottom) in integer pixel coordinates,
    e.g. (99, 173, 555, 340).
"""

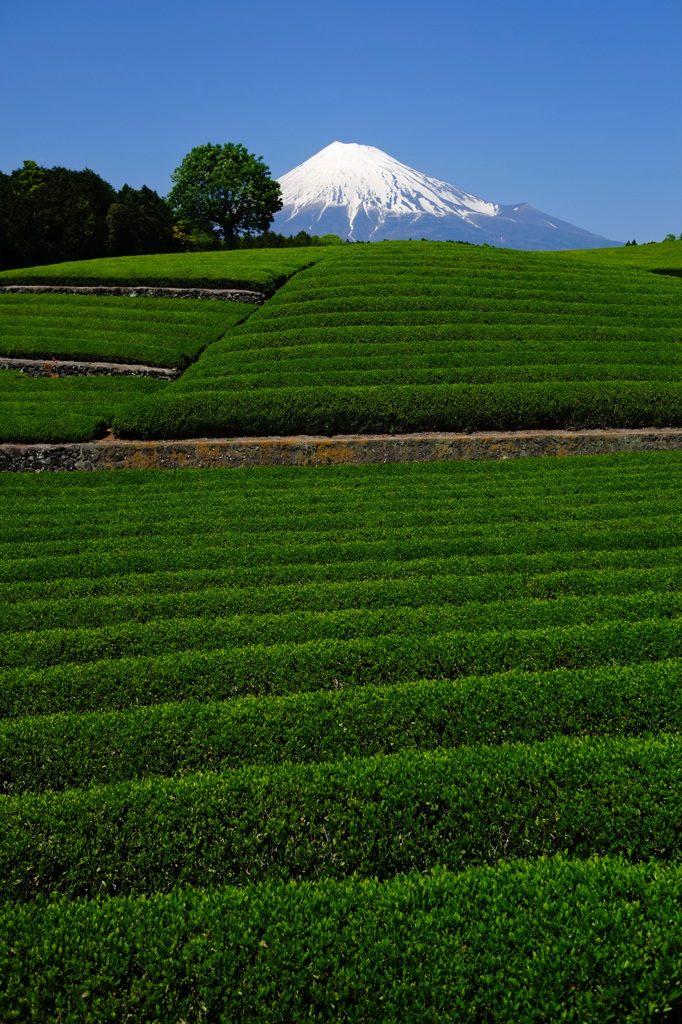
(0, 285, 264, 303)
(0, 356, 178, 379)
(2, 428, 682, 473)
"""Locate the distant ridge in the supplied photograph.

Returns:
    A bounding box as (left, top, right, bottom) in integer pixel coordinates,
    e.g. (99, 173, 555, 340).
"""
(273, 142, 622, 250)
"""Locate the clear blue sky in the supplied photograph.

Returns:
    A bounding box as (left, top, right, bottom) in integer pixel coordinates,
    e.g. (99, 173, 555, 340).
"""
(2, 0, 680, 243)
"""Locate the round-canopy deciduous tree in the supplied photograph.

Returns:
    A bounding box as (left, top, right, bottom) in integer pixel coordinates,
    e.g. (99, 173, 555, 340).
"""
(168, 143, 283, 249)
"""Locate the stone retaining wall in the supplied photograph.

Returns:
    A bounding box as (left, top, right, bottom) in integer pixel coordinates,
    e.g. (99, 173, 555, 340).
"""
(0, 285, 264, 304)
(0, 356, 178, 379)
(3, 428, 682, 473)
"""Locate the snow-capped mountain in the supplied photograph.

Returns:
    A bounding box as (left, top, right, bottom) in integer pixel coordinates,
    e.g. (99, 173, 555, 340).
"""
(273, 142, 621, 250)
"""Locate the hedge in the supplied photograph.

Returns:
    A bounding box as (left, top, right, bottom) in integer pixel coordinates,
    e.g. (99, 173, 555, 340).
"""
(3, 734, 682, 899)
(0, 293, 254, 369)
(3, 658, 682, 794)
(1, 856, 681, 1023)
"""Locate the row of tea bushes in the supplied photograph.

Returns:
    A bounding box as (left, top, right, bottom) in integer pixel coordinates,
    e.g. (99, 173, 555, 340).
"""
(4, 732, 682, 900)
(111, 242, 682, 438)
(6, 534, 682, 606)
(0, 248, 323, 295)
(2, 855, 680, 1023)
(6, 559, 682, 631)
(4, 613, 682, 718)
(2, 658, 682, 794)
(114, 380, 682, 437)
(0, 292, 254, 369)
(3, 453, 682, 1018)
(5, 586, 682, 672)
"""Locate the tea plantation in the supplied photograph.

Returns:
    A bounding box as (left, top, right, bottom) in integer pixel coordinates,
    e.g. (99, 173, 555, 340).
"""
(2, 454, 682, 1021)
(0, 292, 255, 369)
(2, 240, 682, 442)
(0, 248, 322, 294)
(113, 240, 682, 438)
(0, 249, 320, 443)
(2, 242, 682, 1021)
(0, 293, 266, 442)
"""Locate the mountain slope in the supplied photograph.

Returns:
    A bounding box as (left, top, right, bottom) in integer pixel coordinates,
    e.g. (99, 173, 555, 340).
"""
(273, 142, 621, 250)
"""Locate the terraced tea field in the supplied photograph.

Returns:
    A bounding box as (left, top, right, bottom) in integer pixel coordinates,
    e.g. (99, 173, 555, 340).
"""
(0, 292, 255, 369)
(1, 240, 681, 442)
(0, 296, 254, 444)
(2, 453, 682, 1020)
(0, 250, 321, 443)
(3, 241, 682, 1020)
(0, 248, 321, 294)
(0, 371, 166, 444)
(111, 241, 682, 439)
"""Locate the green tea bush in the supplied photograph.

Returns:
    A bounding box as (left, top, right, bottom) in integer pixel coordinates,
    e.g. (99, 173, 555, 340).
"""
(107, 242, 682, 438)
(4, 454, 682, 1017)
(0, 293, 254, 369)
(1, 857, 680, 1023)
(0, 248, 322, 294)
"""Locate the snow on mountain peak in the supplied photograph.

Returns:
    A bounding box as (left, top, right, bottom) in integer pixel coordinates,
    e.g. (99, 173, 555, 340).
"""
(273, 142, 621, 250)
(277, 141, 498, 236)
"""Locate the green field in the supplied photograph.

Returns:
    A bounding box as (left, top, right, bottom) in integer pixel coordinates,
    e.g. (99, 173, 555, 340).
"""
(0, 369, 165, 443)
(2, 453, 682, 1020)
(568, 237, 682, 272)
(1, 241, 681, 442)
(0, 248, 323, 294)
(112, 241, 682, 439)
(0, 292, 255, 369)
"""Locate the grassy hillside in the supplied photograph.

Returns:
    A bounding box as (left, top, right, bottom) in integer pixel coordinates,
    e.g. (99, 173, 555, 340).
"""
(0, 369, 165, 443)
(113, 241, 682, 439)
(0, 248, 320, 443)
(567, 237, 682, 272)
(2, 453, 682, 1020)
(0, 292, 254, 369)
(0, 294, 257, 443)
(0, 248, 324, 295)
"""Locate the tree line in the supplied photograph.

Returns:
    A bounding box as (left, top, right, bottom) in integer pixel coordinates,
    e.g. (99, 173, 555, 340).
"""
(0, 161, 177, 270)
(0, 144, 343, 271)
(624, 233, 682, 246)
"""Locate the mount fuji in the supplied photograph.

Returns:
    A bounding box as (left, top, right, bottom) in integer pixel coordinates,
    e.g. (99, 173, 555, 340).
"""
(273, 142, 621, 250)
